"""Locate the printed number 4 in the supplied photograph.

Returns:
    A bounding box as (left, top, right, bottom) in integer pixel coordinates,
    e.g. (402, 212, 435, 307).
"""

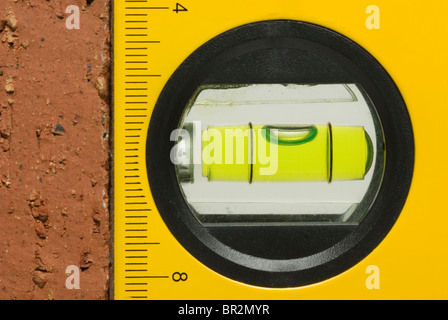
(173, 3, 188, 13)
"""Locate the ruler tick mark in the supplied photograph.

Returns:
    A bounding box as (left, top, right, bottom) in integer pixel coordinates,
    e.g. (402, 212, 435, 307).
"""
(125, 74, 161, 77)
(125, 276, 169, 279)
(125, 237, 148, 240)
(125, 7, 169, 9)
(125, 269, 148, 272)
(125, 242, 160, 245)
(125, 40, 160, 43)
(125, 215, 148, 218)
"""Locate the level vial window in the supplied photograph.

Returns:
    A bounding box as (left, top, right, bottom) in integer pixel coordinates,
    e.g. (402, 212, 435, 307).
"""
(172, 83, 384, 225)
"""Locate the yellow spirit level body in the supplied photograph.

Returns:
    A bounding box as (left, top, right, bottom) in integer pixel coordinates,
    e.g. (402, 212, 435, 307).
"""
(114, 0, 448, 299)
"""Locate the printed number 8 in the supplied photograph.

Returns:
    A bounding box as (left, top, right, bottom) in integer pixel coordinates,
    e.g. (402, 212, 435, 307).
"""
(172, 272, 188, 282)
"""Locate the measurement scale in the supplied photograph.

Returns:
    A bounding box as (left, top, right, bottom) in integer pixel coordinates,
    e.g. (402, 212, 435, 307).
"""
(113, 0, 448, 300)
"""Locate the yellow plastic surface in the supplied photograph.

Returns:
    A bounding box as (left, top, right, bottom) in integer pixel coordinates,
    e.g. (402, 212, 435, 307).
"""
(114, 0, 448, 299)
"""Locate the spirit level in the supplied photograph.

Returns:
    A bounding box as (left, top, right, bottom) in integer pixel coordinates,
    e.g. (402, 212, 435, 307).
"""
(176, 84, 374, 184)
(200, 122, 372, 182)
(114, 0, 448, 299)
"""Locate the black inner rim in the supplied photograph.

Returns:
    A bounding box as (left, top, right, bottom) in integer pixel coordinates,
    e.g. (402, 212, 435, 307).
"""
(146, 20, 414, 288)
